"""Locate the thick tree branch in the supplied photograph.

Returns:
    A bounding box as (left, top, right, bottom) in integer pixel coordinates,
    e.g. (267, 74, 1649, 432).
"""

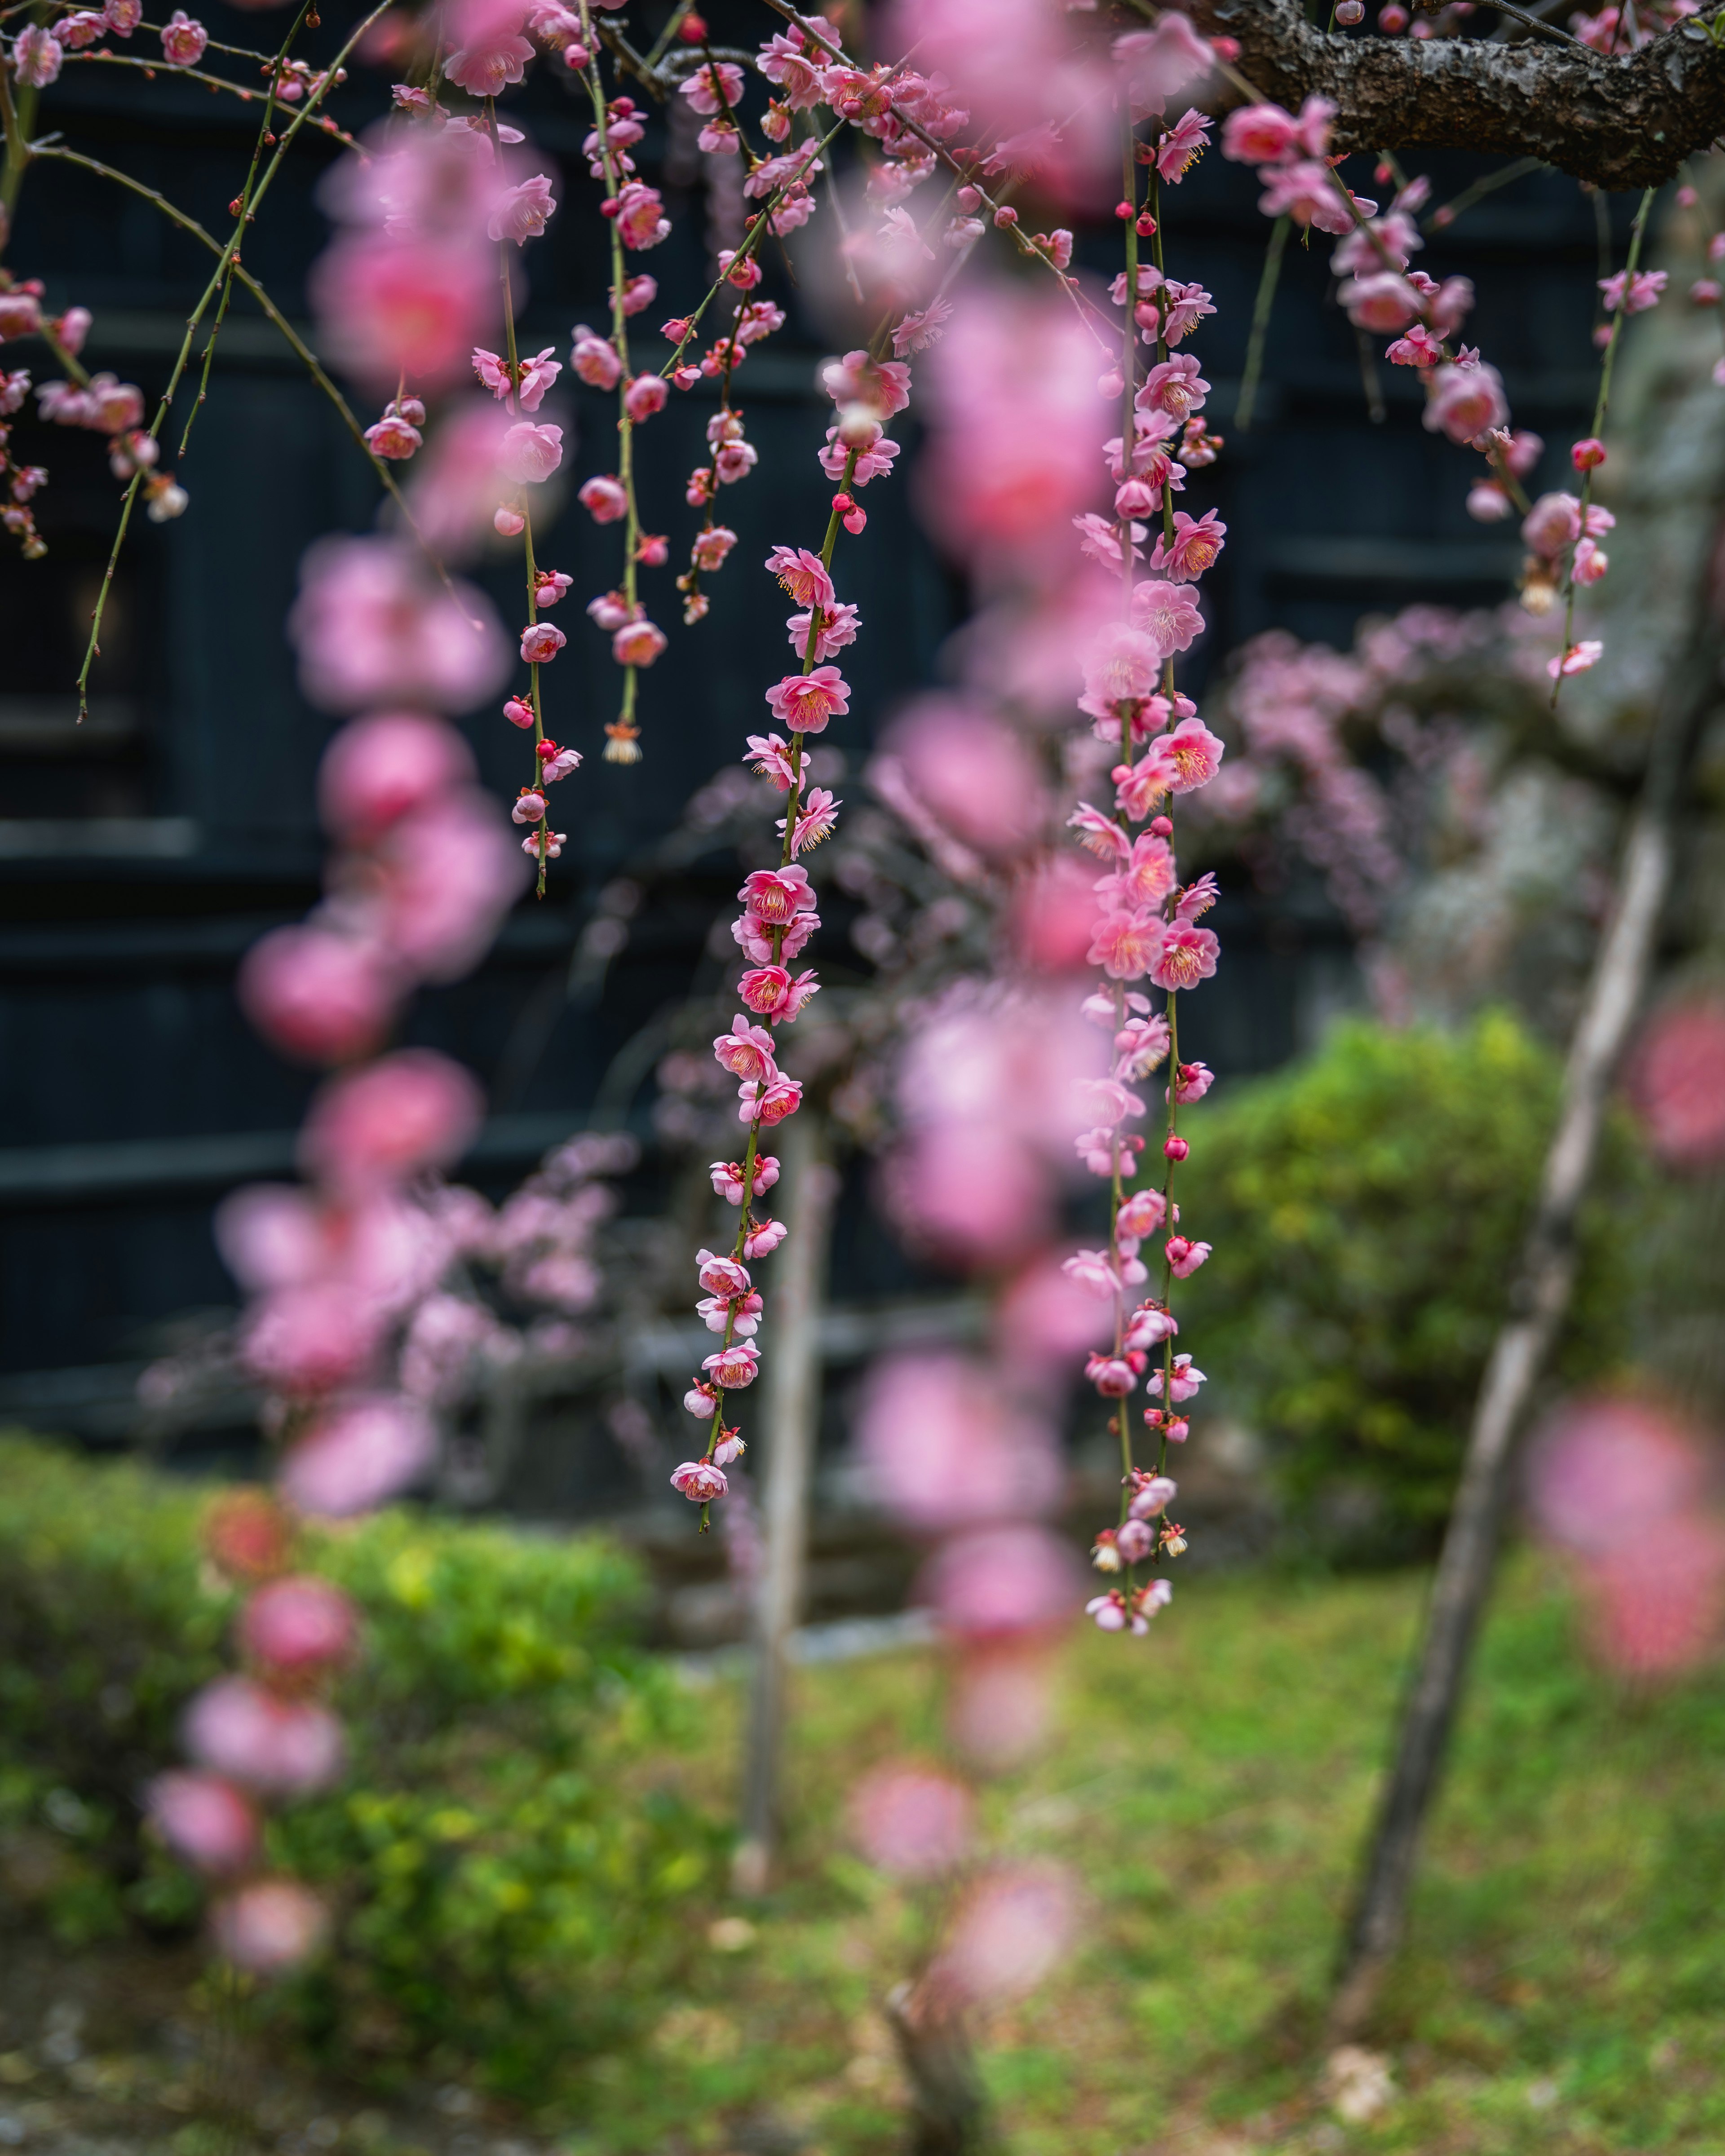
(1183, 0, 1725, 189)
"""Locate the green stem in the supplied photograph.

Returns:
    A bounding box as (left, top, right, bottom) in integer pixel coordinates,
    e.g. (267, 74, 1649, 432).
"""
(1235, 214, 1288, 432)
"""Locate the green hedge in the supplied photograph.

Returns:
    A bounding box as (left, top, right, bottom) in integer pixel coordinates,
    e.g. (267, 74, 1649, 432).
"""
(0, 1434, 721, 2093)
(1177, 1011, 1634, 1555)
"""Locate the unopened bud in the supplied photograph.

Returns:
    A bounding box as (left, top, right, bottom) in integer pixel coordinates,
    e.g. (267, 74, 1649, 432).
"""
(1570, 436, 1607, 472)
(1163, 1133, 1189, 1162)
(1135, 212, 1157, 238)
(1115, 199, 1134, 221)
(1150, 815, 1173, 837)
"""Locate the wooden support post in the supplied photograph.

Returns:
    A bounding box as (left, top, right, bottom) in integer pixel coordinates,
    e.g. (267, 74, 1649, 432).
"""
(733, 1110, 837, 1898)
(1329, 619, 1720, 2040)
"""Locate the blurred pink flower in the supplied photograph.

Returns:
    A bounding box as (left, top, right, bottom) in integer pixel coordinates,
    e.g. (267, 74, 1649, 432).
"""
(281, 1393, 438, 1517)
(918, 284, 1108, 583)
(371, 789, 528, 980)
(298, 1049, 484, 1193)
(239, 1576, 360, 1674)
(500, 420, 564, 483)
(850, 1764, 975, 1880)
(185, 1675, 345, 1797)
(442, 0, 535, 95)
(1526, 1396, 1711, 1555)
(147, 1771, 260, 1877)
(856, 1352, 1062, 1533)
(215, 1185, 327, 1294)
(1626, 998, 1725, 1166)
(919, 1524, 1084, 1642)
(879, 698, 1048, 859)
(403, 400, 518, 558)
(238, 926, 400, 1066)
(310, 231, 496, 394)
(211, 1879, 329, 1975)
(936, 1861, 1078, 2003)
(239, 1282, 384, 1396)
(289, 538, 510, 713)
(319, 711, 476, 841)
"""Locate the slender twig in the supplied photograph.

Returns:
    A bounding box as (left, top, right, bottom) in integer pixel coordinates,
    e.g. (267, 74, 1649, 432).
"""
(1422, 154, 1544, 234)
(1236, 212, 1288, 430)
(1416, 0, 1589, 46)
(72, 0, 393, 711)
(27, 140, 473, 617)
(58, 50, 360, 142)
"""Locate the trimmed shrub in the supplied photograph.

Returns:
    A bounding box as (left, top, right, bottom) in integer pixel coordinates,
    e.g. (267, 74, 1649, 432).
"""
(1177, 1012, 1634, 1555)
(0, 1434, 720, 2093)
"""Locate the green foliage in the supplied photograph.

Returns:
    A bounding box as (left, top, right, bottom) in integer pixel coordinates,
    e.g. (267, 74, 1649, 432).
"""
(0, 1434, 720, 2092)
(1177, 1012, 1633, 1554)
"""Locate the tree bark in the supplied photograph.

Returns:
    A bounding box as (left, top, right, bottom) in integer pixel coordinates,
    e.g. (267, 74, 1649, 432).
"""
(1329, 611, 1721, 2043)
(1185, 0, 1725, 189)
(732, 1111, 837, 1899)
(885, 1979, 994, 2156)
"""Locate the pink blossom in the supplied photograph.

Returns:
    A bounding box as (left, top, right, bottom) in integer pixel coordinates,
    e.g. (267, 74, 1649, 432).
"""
(783, 788, 840, 855)
(613, 617, 668, 666)
(683, 1380, 720, 1420)
(623, 373, 669, 422)
(239, 927, 399, 1066)
(288, 539, 509, 713)
(364, 411, 423, 459)
(1149, 921, 1219, 992)
(703, 1339, 761, 1389)
(1170, 1060, 1214, 1104)
(299, 1049, 483, 1193)
(1086, 1352, 1137, 1397)
(1112, 743, 1178, 822)
(710, 1155, 780, 1204)
(1146, 1354, 1206, 1402)
(511, 789, 547, 825)
(738, 1072, 804, 1126)
(1164, 1235, 1211, 1277)
(1387, 323, 1444, 368)
(579, 474, 629, 523)
(612, 180, 671, 249)
(58, 14, 106, 49)
(671, 1458, 728, 1501)
(540, 744, 580, 782)
(321, 710, 475, 839)
(1221, 102, 1302, 164)
(696, 1247, 753, 1298)
(1257, 159, 1359, 236)
(0, 293, 43, 341)
(1150, 507, 1226, 583)
(212, 1880, 329, 1975)
(1599, 267, 1667, 315)
(1164, 716, 1226, 793)
(488, 171, 557, 245)
(1117, 1013, 1172, 1079)
(1132, 578, 1206, 657)
(160, 10, 208, 63)
(1112, 13, 1213, 120)
(516, 348, 562, 410)
(1423, 361, 1509, 446)
(885, 698, 1047, 858)
(693, 524, 737, 571)
(741, 863, 816, 924)
(148, 1772, 259, 1878)
(713, 1015, 778, 1082)
(1573, 536, 1609, 585)
(1138, 353, 1210, 422)
(743, 1216, 789, 1259)
(310, 232, 495, 394)
(1340, 272, 1422, 333)
(281, 1393, 438, 1516)
(1087, 909, 1163, 981)
(787, 600, 858, 667)
(922, 1524, 1082, 1642)
(442, 0, 535, 97)
(745, 733, 800, 789)
(239, 1575, 359, 1673)
(499, 420, 563, 483)
(571, 323, 623, 389)
(765, 543, 834, 610)
(766, 665, 849, 733)
(1156, 107, 1211, 184)
(13, 24, 64, 84)
(519, 622, 566, 664)
(850, 1766, 974, 1880)
(1547, 641, 1603, 679)
(185, 1675, 344, 1797)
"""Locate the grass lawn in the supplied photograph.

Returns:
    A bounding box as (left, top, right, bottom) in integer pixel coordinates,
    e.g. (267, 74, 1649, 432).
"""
(4, 1548, 1722, 2155)
(573, 1553, 1725, 2156)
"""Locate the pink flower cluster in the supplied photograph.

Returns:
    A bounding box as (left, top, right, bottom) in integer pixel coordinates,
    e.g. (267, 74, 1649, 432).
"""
(668, 513, 874, 1512)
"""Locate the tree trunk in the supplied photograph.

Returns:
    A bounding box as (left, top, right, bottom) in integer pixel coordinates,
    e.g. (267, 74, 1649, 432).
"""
(885, 1979, 994, 2156)
(1329, 614, 1721, 2041)
(732, 1111, 837, 1898)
